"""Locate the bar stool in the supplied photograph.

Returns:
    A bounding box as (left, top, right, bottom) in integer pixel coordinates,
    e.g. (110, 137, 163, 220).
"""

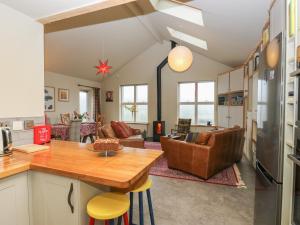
(129, 179, 155, 225)
(87, 192, 130, 225)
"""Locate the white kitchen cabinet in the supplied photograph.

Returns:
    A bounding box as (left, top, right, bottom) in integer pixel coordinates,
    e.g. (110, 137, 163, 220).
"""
(218, 105, 243, 128)
(217, 73, 230, 94)
(229, 106, 244, 128)
(0, 172, 30, 225)
(252, 73, 258, 121)
(217, 106, 229, 128)
(217, 67, 245, 128)
(31, 172, 80, 225)
(30, 171, 103, 225)
(230, 67, 244, 92)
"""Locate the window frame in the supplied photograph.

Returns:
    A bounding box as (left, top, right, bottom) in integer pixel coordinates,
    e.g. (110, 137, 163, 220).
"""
(79, 89, 93, 117)
(178, 81, 215, 125)
(120, 84, 148, 123)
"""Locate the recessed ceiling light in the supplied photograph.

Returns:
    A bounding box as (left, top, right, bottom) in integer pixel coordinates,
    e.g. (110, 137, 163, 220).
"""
(167, 27, 208, 50)
(158, 0, 204, 26)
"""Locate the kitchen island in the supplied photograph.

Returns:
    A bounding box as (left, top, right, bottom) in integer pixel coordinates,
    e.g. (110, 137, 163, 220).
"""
(0, 140, 163, 225)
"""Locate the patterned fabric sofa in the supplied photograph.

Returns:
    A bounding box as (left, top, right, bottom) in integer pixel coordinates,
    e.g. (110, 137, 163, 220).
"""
(97, 121, 144, 148)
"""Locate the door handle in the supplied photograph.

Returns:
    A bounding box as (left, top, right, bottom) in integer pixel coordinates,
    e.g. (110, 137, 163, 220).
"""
(68, 183, 74, 214)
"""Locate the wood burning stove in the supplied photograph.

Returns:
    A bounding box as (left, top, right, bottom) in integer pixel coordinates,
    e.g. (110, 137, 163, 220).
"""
(153, 121, 165, 142)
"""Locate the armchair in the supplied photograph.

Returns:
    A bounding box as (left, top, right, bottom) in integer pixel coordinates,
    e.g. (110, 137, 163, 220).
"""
(171, 118, 192, 140)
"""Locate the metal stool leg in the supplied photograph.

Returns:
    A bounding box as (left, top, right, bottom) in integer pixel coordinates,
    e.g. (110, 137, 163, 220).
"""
(89, 217, 95, 225)
(138, 192, 144, 225)
(123, 212, 129, 225)
(146, 189, 155, 225)
(117, 216, 122, 225)
(129, 192, 134, 225)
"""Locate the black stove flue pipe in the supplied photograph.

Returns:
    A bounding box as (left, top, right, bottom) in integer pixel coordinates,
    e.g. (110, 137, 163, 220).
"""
(156, 41, 177, 121)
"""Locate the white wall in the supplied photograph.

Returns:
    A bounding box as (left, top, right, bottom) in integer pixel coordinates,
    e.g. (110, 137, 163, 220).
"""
(44, 71, 101, 123)
(101, 41, 231, 136)
(0, 3, 44, 118)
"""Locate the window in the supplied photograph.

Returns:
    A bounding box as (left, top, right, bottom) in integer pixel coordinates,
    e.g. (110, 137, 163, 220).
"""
(79, 91, 89, 114)
(178, 81, 215, 125)
(121, 84, 148, 123)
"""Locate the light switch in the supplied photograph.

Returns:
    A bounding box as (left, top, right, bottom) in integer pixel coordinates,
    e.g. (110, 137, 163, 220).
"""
(13, 121, 24, 130)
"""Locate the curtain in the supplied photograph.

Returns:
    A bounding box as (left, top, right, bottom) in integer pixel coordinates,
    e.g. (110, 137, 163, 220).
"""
(93, 88, 101, 121)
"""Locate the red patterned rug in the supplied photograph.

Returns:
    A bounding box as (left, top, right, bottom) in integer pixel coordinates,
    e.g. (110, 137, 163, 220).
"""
(145, 141, 245, 187)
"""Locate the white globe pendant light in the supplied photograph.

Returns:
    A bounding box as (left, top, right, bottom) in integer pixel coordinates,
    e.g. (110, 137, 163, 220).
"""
(168, 46, 193, 72)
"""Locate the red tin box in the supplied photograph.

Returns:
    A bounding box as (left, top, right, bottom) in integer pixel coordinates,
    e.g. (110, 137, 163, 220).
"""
(33, 125, 51, 145)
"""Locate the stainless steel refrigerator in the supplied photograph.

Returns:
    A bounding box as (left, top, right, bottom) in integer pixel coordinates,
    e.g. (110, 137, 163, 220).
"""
(254, 32, 285, 225)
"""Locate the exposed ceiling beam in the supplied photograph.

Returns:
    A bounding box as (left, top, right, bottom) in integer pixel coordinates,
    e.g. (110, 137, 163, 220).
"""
(38, 0, 137, 24)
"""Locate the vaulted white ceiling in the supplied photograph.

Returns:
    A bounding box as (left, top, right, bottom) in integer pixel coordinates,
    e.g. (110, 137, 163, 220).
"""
(0, 0, 107, 19)
(0, 0, 272, 81)
(45, 14, 157, 81)
(150, 0, 272, 66)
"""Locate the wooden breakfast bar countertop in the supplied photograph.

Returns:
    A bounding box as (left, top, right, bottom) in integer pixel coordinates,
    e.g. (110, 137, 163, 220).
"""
(0, 141, 163, 189)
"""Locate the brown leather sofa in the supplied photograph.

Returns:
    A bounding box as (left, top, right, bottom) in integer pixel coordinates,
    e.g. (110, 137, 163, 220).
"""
(97, 124, 145, 148)
(165, 127, 245, 179)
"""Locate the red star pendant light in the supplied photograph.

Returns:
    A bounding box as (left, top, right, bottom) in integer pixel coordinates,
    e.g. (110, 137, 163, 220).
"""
(95, 60, 112, 76)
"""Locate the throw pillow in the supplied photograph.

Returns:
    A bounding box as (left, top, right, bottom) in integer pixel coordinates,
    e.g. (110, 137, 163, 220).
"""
(196, 132, 212, 145)
(118, 121, 133, 136)
(111, 121, 129, 138)
(185, 132, 199, 143)
(101, 124, 116, 138)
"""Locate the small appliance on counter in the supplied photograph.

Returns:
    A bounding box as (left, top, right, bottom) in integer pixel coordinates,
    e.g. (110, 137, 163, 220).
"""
(33, 125, 51, 145)
(0, 127, 13, 156)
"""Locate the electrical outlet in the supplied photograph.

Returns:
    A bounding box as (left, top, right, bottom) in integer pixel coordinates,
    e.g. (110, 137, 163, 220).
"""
(13, 121, 24, 130)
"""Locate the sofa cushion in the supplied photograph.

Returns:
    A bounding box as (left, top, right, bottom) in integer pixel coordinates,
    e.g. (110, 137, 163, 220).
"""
(196, 132, 212, 145)
(118, 121, 133, 136)
(125, 135, 143, 140)
(111, 121, 129, 138)
(185, 132, 199, 143)
(101, 124, 116, 138)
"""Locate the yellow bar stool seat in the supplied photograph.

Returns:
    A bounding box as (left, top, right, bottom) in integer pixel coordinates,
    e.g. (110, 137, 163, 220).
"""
(87, 192, 130, 225)
(129, 178, 156, 225)
(131, 178, 152, 193)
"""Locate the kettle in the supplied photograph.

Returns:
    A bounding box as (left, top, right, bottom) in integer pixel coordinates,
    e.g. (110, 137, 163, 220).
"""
(0, 127, 13, 156)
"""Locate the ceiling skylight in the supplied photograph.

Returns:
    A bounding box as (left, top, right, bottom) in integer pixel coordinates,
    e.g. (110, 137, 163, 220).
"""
(167, 27, 208, 50)
(157, 0, 204, 26)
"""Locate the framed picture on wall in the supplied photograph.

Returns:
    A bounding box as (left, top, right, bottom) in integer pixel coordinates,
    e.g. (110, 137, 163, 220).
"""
(106, 91, 113, 102)
(44, 86, 55, 112)
(58, 88, 69, 102)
